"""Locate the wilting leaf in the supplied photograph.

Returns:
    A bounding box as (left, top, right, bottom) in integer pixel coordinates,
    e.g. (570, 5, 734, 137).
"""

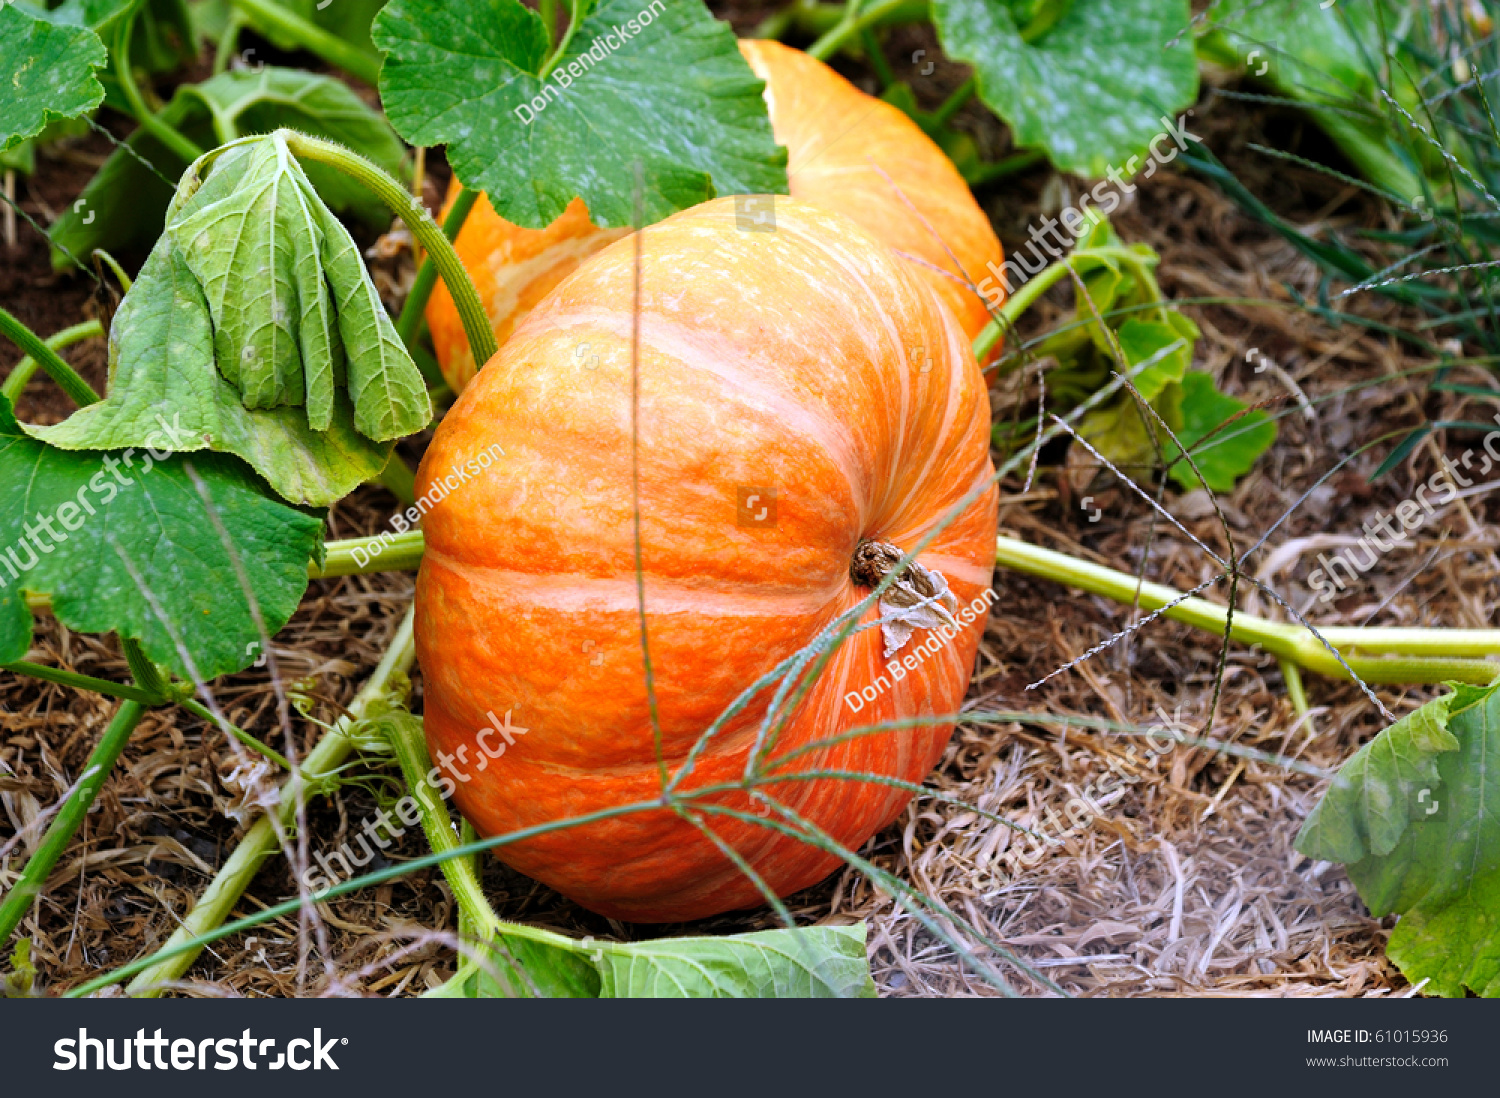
(0, 394, 322, 680)
(33, 131, 429, 506)
(164, 135, 427, 440)
(931, 0, 1198, 177)
(595, 925, 877, 998)
(169, 138, 343, 422)
(373, 0, 787, 229)
(0, 4, 107, 154)
(50, 67, 408, 269)
(1297, 680, 1500, 997)
(24, 232, 392, 508)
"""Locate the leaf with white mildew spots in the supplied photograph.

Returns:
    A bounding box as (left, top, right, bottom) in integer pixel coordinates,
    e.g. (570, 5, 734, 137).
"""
(0, 3, 108, 154)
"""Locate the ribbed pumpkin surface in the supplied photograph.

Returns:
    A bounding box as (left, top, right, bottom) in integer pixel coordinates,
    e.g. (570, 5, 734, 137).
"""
(426, 40, 1004, 393)
(415, 198, 998, 922)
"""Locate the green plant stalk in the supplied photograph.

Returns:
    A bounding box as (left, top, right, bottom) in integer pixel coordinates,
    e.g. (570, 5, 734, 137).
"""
(313, 530, 426, 578)
(783, 0, 928, 45)
(281, 131, 499, 370)
(930, 77, 975, 128)
(310, 529, 1500, 677)
(114, 12, 205, 165)
(0, 661, 157, 704)
(382, 713, 597, 997)
(0, 701, 146, 944)
(995, 535, 1500, 684)
(212, 10, 247, 75)
(179, 698, 291, 771)
(123, 609, 418, 996)
(539, 0, 586, 79)
(376, 453, 417, 506)
(964, 148, 1046, 188)
(71, 797, 673, 997)
(807, 0, 922, 61)
(858, 27, 896, 87)
(122, 640, 169, 702)
(228, 0, 382, 86)
(971, 244, 1146, 364)
(0, 308, 99, 409)
(394, 186, 482, 352)
(0, 319, 102, 405)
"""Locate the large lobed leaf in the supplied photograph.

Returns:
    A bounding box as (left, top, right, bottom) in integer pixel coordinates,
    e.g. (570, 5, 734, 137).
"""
(373, 0, 788, 229)
(0, 3, 108, 154)
(1297, 680, 1500, 997)
(0, 394, 322, 681)
(931, 0, 1199, 177)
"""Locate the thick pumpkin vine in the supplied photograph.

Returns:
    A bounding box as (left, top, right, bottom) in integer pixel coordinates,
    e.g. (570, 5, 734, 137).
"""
(1, 0, 1498, 997)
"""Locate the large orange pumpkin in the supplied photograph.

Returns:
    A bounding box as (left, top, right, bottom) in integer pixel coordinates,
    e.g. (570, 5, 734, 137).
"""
(426, 39, 1004, 392)
(414, 198, 997, 923)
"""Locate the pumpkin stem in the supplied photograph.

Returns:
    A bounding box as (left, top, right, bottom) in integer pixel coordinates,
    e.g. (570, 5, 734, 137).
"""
(851, 540, 952, 616)
(850, 540, 907, 590)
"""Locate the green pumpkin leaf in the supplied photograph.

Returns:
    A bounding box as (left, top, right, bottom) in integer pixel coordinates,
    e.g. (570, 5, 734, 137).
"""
(0, 394, 322, 680)
(930, 0, 1198, 177)
(0, 3, 108, 154)
(372, 0, 788, 229)
(595, 924, 877, 998)
(1075, 317, 1192, 471)
(1297, 680, 1500, 997)
(163, 135, 427, 441)
(1298, 693, 1460, 866)
(50, 67, 408, 272)
(1113, 319, 1191, 402)
(1162, 371, 1276, 492)
(24, 228, 393, 508)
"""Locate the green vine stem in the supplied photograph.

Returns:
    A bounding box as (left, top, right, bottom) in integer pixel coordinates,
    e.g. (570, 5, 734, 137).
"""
(929, 76, 976, 128)
(0, 319, 102, 405)
(381, 711, 596, 997)
(179, 698, 291, 770)
(376, 453, 418, 506)
(539, 0, 586, 79)
(228, 0, 383, 86)
(394, 186, 482, 353)
(1193, 30, 1423, 202)
(309, 529, 1500, 683)
(964, 148, 1047, 188)
(114, 10, 205, 165)
(313, 530, 426, 578)
(995, 535, 1500, 684)
(971, 242, 1152, 365)
(0, 661, 156, 704)
(0, 308, 99, 409)
(280, 131, 499, 371)
(0, 701, 146, 944)
(122, 608, 418, 996)
(793, 0, 928, 55)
